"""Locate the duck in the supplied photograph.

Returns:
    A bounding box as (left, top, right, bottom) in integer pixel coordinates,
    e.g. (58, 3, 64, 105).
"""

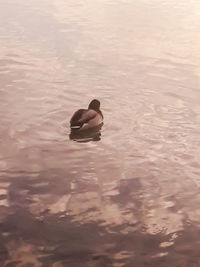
(70, 99, 103, 131)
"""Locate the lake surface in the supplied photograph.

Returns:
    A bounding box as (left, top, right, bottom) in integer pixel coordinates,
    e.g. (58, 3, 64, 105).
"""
(0, 0, 200, 266)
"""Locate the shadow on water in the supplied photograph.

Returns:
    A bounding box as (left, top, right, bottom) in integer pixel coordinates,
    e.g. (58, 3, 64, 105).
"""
(0, 171, 200, 266)
(69, 123, 103, 143)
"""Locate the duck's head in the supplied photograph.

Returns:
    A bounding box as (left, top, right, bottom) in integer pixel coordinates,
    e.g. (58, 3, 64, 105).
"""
(88, 99, 100, 111)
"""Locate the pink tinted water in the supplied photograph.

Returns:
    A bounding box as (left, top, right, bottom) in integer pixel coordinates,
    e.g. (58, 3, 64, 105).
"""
(0, 0, 200, 266)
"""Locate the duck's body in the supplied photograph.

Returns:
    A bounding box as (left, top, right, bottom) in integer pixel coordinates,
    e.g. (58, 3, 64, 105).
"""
(70, 99, 103, 131)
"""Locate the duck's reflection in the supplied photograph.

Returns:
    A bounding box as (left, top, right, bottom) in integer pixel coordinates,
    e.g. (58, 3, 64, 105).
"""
(69, 123, 103, 142)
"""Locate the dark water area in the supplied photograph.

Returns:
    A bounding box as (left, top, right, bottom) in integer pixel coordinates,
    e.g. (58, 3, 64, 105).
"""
(1, 0, 200, 266)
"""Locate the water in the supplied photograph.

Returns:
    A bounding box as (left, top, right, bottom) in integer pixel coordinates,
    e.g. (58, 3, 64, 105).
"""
(0, 0, 200, 266)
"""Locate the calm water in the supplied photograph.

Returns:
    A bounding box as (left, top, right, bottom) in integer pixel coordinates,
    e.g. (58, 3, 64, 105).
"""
(0, 0, 200, 266)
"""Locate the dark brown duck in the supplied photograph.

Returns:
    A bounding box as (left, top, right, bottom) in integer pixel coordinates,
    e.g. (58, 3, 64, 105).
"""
(70, 99, 103, 131)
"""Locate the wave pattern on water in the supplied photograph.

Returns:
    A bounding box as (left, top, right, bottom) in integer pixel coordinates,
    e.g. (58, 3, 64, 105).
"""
(0, 0, 200, 266)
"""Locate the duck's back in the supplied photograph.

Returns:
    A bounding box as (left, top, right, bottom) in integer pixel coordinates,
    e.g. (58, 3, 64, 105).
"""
(70, 109, 86, 127)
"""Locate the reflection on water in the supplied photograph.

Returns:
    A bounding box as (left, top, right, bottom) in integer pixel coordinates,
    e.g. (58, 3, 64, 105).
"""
(69, 124, 103, 142)
(0, 0, 200, 266)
